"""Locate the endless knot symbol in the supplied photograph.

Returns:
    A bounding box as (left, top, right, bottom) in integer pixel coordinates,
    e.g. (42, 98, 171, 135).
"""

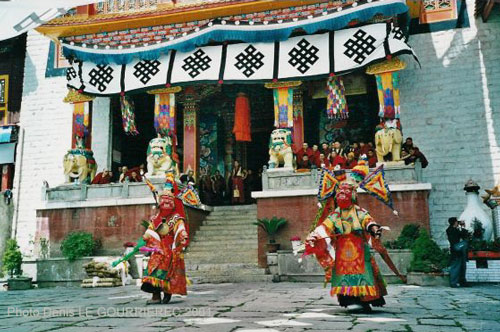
(391, 26, 406, 41)
(234, 45, 265, 77)
(181, 49, 212, 78)
(133, 59, 161, 84)
(343, 29, 376, 64)
(66, 67, 77, 81)
(88, 65, 114, 92)
(288, 39, 319, 74)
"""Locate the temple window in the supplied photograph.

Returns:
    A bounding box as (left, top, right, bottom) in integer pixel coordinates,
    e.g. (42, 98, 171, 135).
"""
(420, 0, 457, 23)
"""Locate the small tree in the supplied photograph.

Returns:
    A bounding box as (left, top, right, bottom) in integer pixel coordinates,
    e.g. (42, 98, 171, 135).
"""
(60, 232, 96, 261)
(409, 229, 449, 273)
(384, 224, 421, 249)
(254, 217, 287, 243)
(2, 239, 23, 278)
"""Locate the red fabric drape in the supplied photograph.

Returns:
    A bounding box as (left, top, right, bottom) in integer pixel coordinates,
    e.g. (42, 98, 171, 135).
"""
(233, 93, 251, 142)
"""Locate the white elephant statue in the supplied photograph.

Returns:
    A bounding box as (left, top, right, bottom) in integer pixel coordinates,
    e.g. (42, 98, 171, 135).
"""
(268, 128, 294, 169)
(146, 136, 176, 177)
(374, 127, 403, 163)
(63, 149, 97, 184)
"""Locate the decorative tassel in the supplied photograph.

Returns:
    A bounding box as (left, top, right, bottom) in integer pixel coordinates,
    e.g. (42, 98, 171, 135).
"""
(120, 95, 139, 135)
(273, 87, 294, 128)
(326, 77, 349, 119)
(233, 92, 252, 142)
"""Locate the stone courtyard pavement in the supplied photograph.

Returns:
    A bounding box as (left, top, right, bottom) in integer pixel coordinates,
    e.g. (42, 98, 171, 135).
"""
(0, 283, 499, 332)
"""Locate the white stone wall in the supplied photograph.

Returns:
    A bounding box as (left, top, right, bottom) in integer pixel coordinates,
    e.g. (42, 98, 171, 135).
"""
(466, 260, 500, 282)
(14, 31, 72, 256)
(13, 31, 112, 256)
(400, 1, 500, 245)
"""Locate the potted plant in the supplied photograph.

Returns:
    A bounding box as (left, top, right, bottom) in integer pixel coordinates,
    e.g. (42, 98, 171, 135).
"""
(2, 239, 32, 290)
(254, 217, 287, 253)
(467, 219, 500, 259)
(407, 229, 450, 286)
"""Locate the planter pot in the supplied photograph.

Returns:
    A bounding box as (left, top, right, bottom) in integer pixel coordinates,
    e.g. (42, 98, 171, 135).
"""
(267, 243, 280, 253)
(7, 277, 33, 290)
(407, 272, 449, 287)
(468, 251, 500, 260)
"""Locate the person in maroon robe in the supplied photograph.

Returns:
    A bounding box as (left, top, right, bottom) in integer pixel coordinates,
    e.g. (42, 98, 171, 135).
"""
(367, 150, 378, 168)
(318, 153, 330, 169)
(296, 143, 313, 163)
(91, 169, 112, 185)
(345, 152, 358, 170)
(311, 144, 321, 167)
(330, 151, 346, 169)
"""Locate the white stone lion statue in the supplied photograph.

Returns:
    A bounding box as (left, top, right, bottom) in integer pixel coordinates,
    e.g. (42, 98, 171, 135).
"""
(268, 128, 294, 169)
(146, 136, 176, 177)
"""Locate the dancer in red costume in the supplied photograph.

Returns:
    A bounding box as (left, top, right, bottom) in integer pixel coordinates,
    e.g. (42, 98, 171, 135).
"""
(141, 174, 189, 305)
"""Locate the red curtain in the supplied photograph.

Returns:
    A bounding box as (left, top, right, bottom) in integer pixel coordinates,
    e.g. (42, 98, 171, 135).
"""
(233, 93, 251, 142)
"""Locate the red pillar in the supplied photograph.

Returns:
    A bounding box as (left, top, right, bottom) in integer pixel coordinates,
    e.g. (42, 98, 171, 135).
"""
(183, 88, 200, 176)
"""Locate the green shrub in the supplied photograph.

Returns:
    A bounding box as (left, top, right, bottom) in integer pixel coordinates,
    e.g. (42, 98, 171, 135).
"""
(60, 232, 96, 261)
(254, 217, 287, 243)
(384, 224, 420, 249)
(2, 239, 23, 278)
(409, 229, 449, 273)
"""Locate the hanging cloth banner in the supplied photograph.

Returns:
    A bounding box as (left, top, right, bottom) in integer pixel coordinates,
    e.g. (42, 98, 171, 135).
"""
(375, 71, 401, 119)
(326, 77, 349, 119)
(73, 102, 89, 139)
(154, 93, 176, 138)
(273, 87, 294, 128)
(120, 95, 139, 135)
(233, 93, 252, 142)
(65, 22, 418, 96)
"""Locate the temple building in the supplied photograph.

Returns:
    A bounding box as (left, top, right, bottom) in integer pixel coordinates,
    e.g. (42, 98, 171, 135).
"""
(2, 0, 499, 281)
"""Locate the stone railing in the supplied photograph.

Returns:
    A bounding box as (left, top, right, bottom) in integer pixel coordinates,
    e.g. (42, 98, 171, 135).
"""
(262, 162, 423, 191)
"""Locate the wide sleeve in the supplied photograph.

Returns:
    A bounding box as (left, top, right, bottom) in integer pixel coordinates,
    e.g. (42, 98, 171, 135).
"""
(359, 208, 378, 233)
(173, 217, 189, 250)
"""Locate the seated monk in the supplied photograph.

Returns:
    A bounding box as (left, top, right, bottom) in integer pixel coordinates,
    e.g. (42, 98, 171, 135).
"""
(91, 169, 112, 185)
(367, 150, 378, 168)
(317, 153, 330, 169)
(330, 151, 346, 169)
(345, 152, 357, 170)
(297, 155, 312, 170)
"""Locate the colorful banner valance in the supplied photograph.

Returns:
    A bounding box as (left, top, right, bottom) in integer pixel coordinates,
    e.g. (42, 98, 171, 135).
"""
(60, 0, 409, 64)
(66, 22, 417, 96)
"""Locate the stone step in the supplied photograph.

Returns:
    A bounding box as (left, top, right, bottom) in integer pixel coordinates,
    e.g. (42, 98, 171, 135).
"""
(198, 224, 257, 232)
(185, 262, 261, 271)
(185, 255, 258, 264)
(211, 205, 257, 212)
(188, 242, 257, 251)
(186, 248, 257, 256)
(204, 214, 257, 221)
(193, 234, 258, 242)
(203, 219, 257, 226)
(194, 229, 257, 236)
